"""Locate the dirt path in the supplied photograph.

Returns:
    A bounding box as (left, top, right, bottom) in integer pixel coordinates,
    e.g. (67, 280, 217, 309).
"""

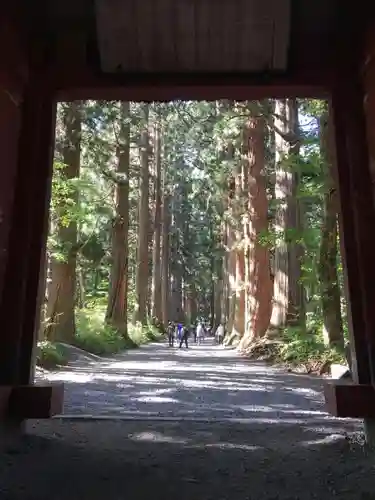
(2, 339, 371, 499)
(38, 338, 357, 424)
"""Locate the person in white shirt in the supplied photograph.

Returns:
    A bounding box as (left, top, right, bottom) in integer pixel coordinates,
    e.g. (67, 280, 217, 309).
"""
(216, 324, 224, 344)
(196, 322, 204, 345)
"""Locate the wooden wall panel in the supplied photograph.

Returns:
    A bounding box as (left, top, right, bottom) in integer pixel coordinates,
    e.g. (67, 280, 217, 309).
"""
(363, 22, 375, 193)
(0, 12, 28, 308)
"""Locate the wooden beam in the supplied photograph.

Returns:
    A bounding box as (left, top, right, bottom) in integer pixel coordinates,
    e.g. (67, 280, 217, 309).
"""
(326, 9, 375, 391)
(52, 70, 332, 102)
(325, 382, 375, 418)
(0, 388, 12, 417)
(8, 384, 64, 419)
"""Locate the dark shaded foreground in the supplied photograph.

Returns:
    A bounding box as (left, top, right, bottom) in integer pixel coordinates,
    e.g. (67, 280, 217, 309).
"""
(0, 420, 374, 500)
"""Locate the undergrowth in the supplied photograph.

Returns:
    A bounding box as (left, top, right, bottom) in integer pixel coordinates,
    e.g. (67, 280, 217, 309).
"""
(37, 305, 164, 368)
(277, 326, 345, 370)
(74, 306, 163, 354)
(244, 318, 346, 373)
(36, 341, 68, 369)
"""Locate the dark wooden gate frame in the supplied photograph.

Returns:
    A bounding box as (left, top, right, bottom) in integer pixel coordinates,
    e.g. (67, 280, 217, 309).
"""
(1, 2, 375, 426)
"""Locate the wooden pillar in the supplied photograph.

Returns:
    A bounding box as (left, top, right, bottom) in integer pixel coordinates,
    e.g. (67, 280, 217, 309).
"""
(0, 59, 64, 420)
(331, 85, 375, 385)
(0, 76, 55, 384)
(324, 30, 375, 428)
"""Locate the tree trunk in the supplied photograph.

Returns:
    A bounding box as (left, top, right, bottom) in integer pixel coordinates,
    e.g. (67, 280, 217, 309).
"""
(38, 247, 50, 340)
(209, 253, 215, 326)
(270, 99, 305, 331)
(161, 193, 170, 327)
(106, 102, 130, 336)
(229, 144, 246, 338)
(46, 102, 81, 343)
(151, 120, 162, 324)
(239, 111, 272, 350)
(133, 104, 150, 324)
(226, 203, 237, 335)
(171, 269, 183, 322)
(214, 260, 223, 329)
(221, 218, 230, 324)
(319, 111, 344, 347)
(77, 265, 85, 309)
(234, 250, 246, 336)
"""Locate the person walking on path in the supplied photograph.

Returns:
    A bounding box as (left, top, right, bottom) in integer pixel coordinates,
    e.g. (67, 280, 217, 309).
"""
(167, 321, 175, 347)
(196, 322, 204, 345)
(179, 325, 189, 349)
(176, 323, 183, 344)
(216, 323, 225, 345)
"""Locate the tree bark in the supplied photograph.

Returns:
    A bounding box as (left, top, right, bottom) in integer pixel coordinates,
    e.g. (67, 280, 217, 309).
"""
(133, 104, 150, 325)
(161, 192, 170, 328)
(106, 102, 130, 336)
(77, 265, 85, 309)
(270, 99, 305, 331)
(214, 260, 223, 329)
(46, 102, 81, 343)
(239, 111, 273, 350)
(171, 268, 183, 322)
(319, 111, 344, 347)
(151, 120, 162, 324)
(228, 144, 246, 338)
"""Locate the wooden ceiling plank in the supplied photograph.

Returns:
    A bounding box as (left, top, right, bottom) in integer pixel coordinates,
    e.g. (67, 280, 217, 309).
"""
(176, 0, 196, 71)
(271, 0, 290, 70)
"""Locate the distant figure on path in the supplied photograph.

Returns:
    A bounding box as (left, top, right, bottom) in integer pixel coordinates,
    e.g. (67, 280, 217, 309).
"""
(216, 323, 225, 344)
(196, 322, 204, 345)
(179, 325, 189, 349)
(176, 323, 183, 343)
(167, 321, 175, 347)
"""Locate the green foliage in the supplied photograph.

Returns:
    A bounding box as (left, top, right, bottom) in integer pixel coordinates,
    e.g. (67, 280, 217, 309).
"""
(36, 341, 68, 369)
(74, 306, 128, 354)
(128, 322, 164, 345)
(277, 326, 345, 367)
(73, 307, 163, 355)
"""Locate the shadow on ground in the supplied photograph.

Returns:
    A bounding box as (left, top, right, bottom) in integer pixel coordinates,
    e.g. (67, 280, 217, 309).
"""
(0, 420, 373, 500)
(14, 341, 372, 499)
(40, 341, 348, 423)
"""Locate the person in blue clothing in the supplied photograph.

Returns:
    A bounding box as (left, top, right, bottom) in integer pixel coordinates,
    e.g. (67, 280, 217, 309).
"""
(179, 324, 189, 349)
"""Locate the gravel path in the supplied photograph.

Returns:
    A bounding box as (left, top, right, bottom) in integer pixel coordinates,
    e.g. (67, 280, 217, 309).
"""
(2, 339, 372, 499)
(37, 338, 360, 424)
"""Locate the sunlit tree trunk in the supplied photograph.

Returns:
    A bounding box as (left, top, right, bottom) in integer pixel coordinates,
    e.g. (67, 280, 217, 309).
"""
(214, 259, 223, 329)
(221, 215, 230, 325)
(46, 102, 81, 342)
(226, 186, 237, 337)
(189, 282, 198, 324)
(161, 192, 170, 327)
(209, 222, 216, 326)
(77, 265, 85, 309)
(228, 144, 246, 338)
(234, 250, 246, 336)
(319, 111, 344, 347)
(38, 247, 50, 340)
(151, 120, 162, 324)
(270, 99, 305, 331)
(171, 268, 183, 322)
(133, 104, 150, 324)
(239, 111, 272, 350)
(106, 102, 130, 336)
